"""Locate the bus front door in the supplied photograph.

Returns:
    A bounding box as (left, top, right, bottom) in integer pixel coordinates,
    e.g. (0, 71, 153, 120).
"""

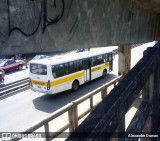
(84, 59, 91, 82)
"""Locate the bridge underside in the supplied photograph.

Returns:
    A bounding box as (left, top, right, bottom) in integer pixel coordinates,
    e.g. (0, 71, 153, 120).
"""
(135, 0, 160, 13)
(0, 0, 160, 55)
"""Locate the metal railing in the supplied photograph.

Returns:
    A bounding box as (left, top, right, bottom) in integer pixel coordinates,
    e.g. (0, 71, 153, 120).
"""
(66, 42, 160, 140)
(8, 75, 122, 141)
(0, 78, 30, 98)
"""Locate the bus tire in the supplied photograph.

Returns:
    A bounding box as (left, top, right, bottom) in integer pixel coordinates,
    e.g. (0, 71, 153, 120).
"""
(72, 80, 79, 91)
(102, 69, 107, 77)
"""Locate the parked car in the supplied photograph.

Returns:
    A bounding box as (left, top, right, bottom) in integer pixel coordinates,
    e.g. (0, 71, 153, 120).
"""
(0, 68, 5, 78)
(0, 59, 25, 72)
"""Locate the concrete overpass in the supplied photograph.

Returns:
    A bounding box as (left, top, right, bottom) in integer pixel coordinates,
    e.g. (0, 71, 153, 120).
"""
(0, 0, 159, 55)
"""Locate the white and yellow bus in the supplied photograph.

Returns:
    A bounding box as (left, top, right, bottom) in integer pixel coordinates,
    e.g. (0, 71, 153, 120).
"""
(29, 48, 114, 94)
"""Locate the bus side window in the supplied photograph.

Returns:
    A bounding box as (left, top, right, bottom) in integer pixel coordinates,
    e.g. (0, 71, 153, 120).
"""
(52, 66, 56, 78)
(97, 55, 103, 65)
(78, 60, 83, 71)
(74, 60, 83, 71)
(65, 63, 69, 74)
(103, 54, 106, 63)
(57, 64, 65, 77)
(83, 59, 90, 69)
(105, 54, 109, 62)
(108, 53, 112, 61)
(91, 57, 96, 67)
(69, 62, 75, 73)
(74, 61, 78, 71)
(52, 65, 65, 78)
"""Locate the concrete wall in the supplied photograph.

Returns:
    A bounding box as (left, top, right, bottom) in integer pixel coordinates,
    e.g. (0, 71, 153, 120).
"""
(0, 0, 159, 55)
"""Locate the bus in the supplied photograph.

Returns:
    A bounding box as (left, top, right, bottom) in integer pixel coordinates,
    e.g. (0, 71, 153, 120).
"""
(29, 48, 114, 94)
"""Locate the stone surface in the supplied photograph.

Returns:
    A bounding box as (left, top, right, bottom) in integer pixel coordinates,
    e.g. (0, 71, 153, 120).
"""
(0, 0, 159, 55)
(135, 0, 160, 13)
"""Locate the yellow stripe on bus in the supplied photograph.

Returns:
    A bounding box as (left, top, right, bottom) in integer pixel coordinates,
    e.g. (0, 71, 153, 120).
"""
(32, 80, 47, 86)
(91, 63, 109, 72)
(31, 72, 84, 87)
(50, 71, 85, 87)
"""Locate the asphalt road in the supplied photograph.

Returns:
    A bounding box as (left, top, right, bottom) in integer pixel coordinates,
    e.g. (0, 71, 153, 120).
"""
(4, 68, 29, 84)
(0, 42, 155, 132)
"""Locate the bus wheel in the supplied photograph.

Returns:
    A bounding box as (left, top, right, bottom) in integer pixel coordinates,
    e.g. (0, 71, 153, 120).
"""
(72, 80, 79, 91)
(102, 69, 107, 77)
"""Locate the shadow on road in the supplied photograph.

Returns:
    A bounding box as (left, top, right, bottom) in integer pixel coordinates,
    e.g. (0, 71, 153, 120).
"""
(32, 73, 117, 113)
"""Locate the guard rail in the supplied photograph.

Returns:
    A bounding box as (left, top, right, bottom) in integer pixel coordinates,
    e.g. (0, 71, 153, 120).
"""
(7, 75, 122, 141)
(0, 78, 30, 98)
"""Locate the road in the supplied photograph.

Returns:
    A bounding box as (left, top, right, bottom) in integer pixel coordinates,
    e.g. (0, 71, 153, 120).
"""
(4, 68, 29, 84)
(0, 41, 156, 133)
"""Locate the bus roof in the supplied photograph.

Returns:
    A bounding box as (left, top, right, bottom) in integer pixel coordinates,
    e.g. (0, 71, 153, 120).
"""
(29, 47, 116, 65)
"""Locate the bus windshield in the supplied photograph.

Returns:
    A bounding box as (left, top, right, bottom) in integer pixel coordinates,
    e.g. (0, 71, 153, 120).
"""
(30, 63, 47, 75)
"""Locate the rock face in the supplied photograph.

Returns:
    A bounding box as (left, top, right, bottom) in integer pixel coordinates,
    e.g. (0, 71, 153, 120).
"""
(135, 0, 160, 13)
(0, 0, 159, 55)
